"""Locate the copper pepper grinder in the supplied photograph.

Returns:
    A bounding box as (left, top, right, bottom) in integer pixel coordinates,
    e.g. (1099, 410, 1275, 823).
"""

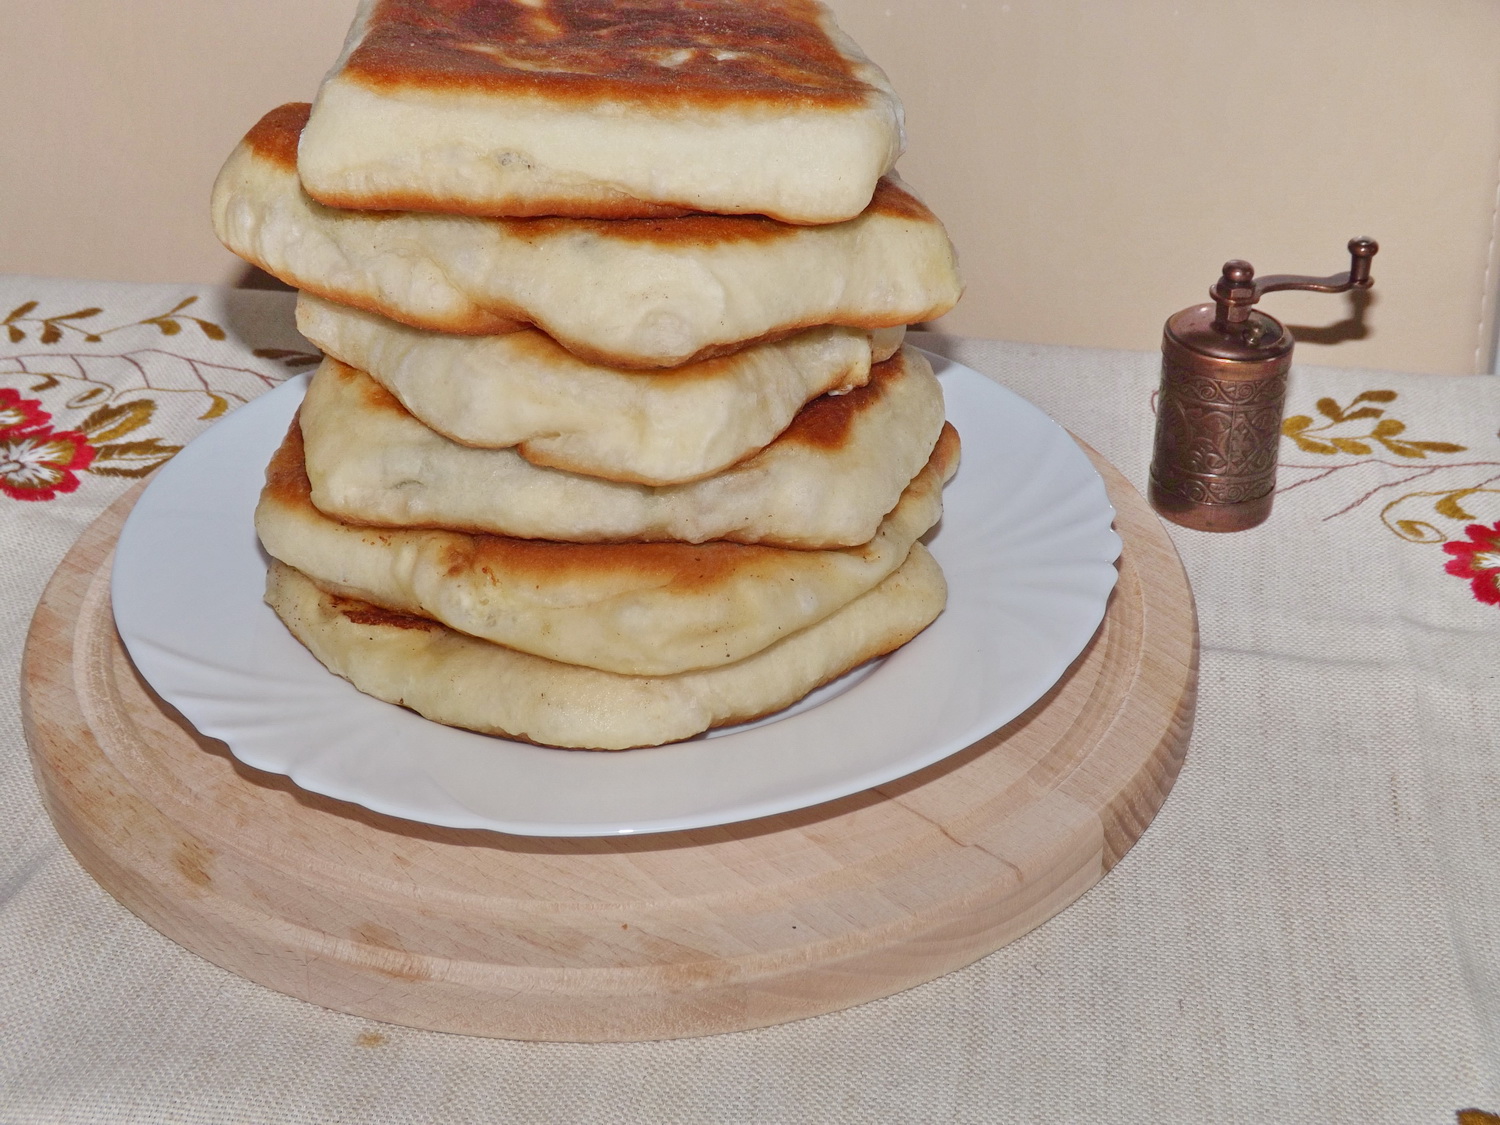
(1148, 236, 1378, 532)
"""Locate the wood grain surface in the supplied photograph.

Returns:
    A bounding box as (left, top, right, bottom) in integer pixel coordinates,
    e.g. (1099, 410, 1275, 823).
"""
(21, 448, 1197, 1042)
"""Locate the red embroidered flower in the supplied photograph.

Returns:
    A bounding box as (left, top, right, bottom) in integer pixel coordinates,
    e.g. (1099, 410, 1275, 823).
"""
(0, 426, 96, 501)
(1443, 521, 1500, 606)
(0, 386, 50, 434)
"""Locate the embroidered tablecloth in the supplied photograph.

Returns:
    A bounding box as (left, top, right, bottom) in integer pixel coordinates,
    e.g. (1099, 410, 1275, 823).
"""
(2, 275, 1498, 1124)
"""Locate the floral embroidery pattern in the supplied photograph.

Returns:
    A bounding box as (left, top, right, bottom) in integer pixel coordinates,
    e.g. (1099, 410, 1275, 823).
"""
(3, 295, 227, 345)
(1381, 486, 1500, 545)
(1443, 522, 1500, 606)
(1267, 385, 1500, 612)
(0, 386, 48, 432)
(0, 388, 95, 502)
(0, 294, 316, 503)
(1282, 390, 1466, 458)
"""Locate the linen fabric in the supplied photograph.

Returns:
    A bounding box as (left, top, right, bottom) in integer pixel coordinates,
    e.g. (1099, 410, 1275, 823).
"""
(5, 278, 1500, 1124)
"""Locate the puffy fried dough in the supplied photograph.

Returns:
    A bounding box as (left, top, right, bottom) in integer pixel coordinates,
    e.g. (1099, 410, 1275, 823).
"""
(297, 293, 904, 484)
(212, 103, 962, 368)
(256, 418, 959, 675)
(265, 548, 946, 750)
(298, 347, 945, 546)
(297, 0, 906, 225)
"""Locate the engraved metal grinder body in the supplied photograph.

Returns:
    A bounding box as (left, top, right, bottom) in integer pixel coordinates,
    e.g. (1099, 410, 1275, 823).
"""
(1148, 237, 1378, 532)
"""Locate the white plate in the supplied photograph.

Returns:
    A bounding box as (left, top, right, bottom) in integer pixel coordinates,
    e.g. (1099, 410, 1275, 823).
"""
(111, 353, 1121, 837)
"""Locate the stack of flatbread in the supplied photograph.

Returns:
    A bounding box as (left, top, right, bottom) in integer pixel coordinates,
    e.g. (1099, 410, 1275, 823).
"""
(211, 0, 964, 750)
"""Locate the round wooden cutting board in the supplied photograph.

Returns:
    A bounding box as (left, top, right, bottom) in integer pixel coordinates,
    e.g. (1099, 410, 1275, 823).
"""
(21, 447, 1196, 1043)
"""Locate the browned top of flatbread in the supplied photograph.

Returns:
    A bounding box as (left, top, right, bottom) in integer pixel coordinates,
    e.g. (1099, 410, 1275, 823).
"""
(342, 0, 872, 107)
(773, 352, 900, 451)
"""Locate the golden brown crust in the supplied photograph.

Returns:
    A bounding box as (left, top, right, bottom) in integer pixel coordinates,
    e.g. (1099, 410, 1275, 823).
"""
(777, 353, 896, 451)
(343, 0, 871, 108)
(301, 277, 529, 338)
(261, 414, 317, 507)
(504, 209, 796, 246)
(499, 176, 936, 244)
(307, 186, 696, 221)
(931, 421, 961, 480)
(243, 102, 310, 172)
(865, 176, 938, 222)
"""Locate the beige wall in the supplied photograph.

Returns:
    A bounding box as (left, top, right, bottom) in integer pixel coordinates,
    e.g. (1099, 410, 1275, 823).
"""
(1, 1, 358, 288)
(829, 0, 1500, 374)
(6, 1, 1499, 373)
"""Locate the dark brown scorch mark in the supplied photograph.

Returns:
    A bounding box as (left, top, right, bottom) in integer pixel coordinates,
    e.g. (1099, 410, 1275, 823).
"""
(778, 353, 899, 450)
(345, 0, 870, 107)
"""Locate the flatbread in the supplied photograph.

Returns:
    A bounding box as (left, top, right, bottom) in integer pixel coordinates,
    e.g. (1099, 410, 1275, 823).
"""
(265, 546, 946, 750)
(256, 418, 959, 675)
(297, 293, 904, 484)
(297, 0, 906, 225)
(212, 103, 962, 368)
(298, 347, 946, 546)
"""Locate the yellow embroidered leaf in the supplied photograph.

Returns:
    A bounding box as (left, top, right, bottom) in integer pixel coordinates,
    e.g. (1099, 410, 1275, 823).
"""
(198, 320, 227, 341)
(1373, 417, 1406, 437)
(153, 318, 182, 336)
(1331, 438, 1372, 455)
(93, 438, 178, 458)
(91, 462, 171, 478)
(6, 325, 23, 343)
(78, 399, 156, 442)
(1435, 493, 1477, 521)
(1288, 434, 1339, 454)
(1396, 519, 1440, 541)
(39, 324, 61, 344)
(1340, 407, 1384, 422)
(1380, 439, 1425, 458)
(5, 300, 37, 321)
(56, 308, 101, 321)
(93, 464, 157, 479)
(1410, 441, 1466, 454)
(1282, 415, 1313, 434)
(199, 394, 229, 421)
(1315, 397, 1344, 421)
(91, 438, 181, 475)
(1353, 389, 1397, 404)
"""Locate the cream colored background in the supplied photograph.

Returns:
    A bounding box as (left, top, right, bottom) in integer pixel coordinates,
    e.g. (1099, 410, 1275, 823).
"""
(5, 1, 1500, 373)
